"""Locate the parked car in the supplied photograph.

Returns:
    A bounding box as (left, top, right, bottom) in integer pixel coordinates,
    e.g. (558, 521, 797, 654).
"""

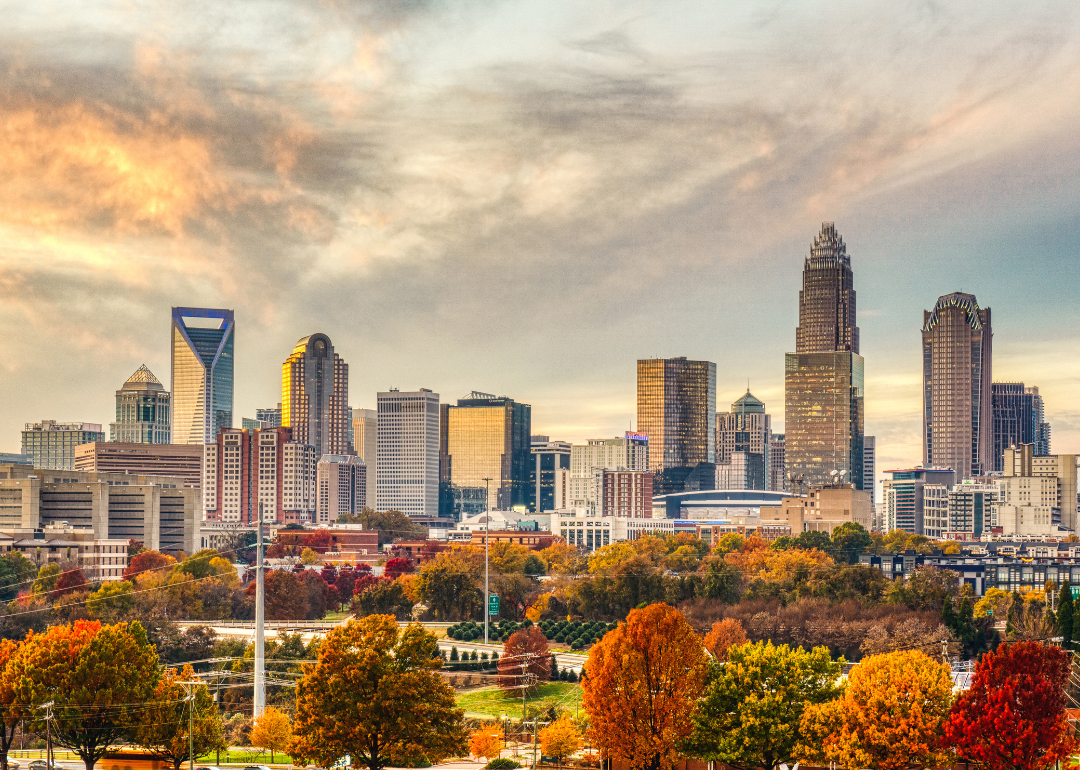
(6, 761, 19, 770)
(243, 765, 274, 770)
(28, 761, 65, 770)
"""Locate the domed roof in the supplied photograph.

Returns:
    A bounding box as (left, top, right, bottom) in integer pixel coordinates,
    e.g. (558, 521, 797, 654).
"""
(731, 389, 765, 414)
(121, 364, 164, 392)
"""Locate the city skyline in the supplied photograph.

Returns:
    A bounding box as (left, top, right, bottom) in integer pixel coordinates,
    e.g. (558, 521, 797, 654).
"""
(3, 2, 1080, 486)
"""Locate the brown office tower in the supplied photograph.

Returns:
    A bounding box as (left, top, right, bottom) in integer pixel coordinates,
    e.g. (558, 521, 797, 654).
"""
(922, 292, 992, 480)
(282, 333, 351, 457)
(784, 223, 865, 490)
(637, 357, 716, 494)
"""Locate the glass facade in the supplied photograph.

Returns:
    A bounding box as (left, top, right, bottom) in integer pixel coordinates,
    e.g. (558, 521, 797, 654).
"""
(110, 365, 170, 443)
(784, 351, 864, 489)
(281, 333, 350, 457)
(171, 307, 234, 445)
(636, 357, 716, 475)
(444, 392, 532, 511)
(531, 441, 571, 512)
(22, 421, 105, 470)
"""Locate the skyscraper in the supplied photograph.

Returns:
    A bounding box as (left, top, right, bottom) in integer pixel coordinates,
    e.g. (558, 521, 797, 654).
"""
(922, 292, 992, 480)
(716, 390, 771, 490)
(316, 454, 367, 524)
(352, 407, 377, 509)
(531, 438, 571, 512)
(110, 365, 171, 444)
(282, 333, 351, 458)
(863, 435, 876, 506)
(376, 389, 440, 517)
(1028, 386, 1051, 456)
(991, 382, 1037, 473)
(442, 392, 532, 511)
(637, 357, 716, 493)
(171, 307, 234, 445)
(784, 223, 865, 490)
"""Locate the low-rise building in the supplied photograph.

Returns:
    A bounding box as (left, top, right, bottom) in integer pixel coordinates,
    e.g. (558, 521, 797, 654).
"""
(551, 511, 675, 552)
(75, 442, 203, 487)
(2, 525, 127, 581)
(468, 530, 556, 550)
(21, 421, 105, 471)
(759, 483, 871, 534)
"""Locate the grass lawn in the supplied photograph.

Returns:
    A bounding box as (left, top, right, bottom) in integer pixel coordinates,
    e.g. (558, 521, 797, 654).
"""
(210, 748, 296, 764)
(457, 681, 582, 720)
(323, 610, 351, 622)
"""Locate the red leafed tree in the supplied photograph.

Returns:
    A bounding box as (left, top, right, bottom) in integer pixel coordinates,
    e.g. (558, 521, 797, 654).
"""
(944, 640, 1077, 770)
(55, 568, 88, 596)
(122, 550, 174, 581)
(383, 557, 413, 580)
(498, 627, 551, 694)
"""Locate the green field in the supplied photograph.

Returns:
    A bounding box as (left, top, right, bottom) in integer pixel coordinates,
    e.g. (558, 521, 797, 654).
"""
(456, 682, 583, 720)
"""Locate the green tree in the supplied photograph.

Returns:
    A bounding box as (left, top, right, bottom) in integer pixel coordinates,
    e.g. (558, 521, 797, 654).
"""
(414, 547, 483, 620)
(30, 563, 61, 596)
(1058, 582, 1074, 649)
(87, 581, 136, 623)
(289, 615, 467, 770)
(792, 531, 835, 558)
(354, 579, 414, 619)
(0, 554, 38, 602)
(685, 641, 843, 770)
(830, 523, 873, 564)
(9, 620, 160, 770)
(132, 665, 224, 770)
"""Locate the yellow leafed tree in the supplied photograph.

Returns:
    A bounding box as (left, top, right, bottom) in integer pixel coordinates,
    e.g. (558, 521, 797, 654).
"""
(540, 716, 581, 767)
(250, 706, 293, 763)
(469, 727, 503, 761)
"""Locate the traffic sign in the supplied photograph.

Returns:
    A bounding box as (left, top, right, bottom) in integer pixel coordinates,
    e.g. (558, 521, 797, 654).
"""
(489, 593, 499, 617)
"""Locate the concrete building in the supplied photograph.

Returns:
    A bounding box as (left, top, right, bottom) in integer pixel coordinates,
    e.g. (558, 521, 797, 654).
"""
(243, 405, 283, 431)
(759, 483, 871, 534)
(600, 470, 654, 518)
(282, 334, 351, 457)
(352, 407, 377, 509)
(551, 510, 675, 552)
(654, 489, 790, 520)
(0, 461, 198, 553)
(0, 453, 32, 465)
(715, 451, 766, 491)
(1003, 443, 1078, 531)
(769, 434, 787, 493)
(376, 389, 440, 517)
(531, 439, 570, 513)
(441, 392, 531, 512)
(2, 525, 128, 581)
(923, 484, 950, 539)
(637, 357, 716, 494)
(863, 435, 876, 506)
(784, 223, 865, 491)
(944, 482, 998, 539)
(21, 421, 105, 471)
(316, 454, 366, 525)
(171, 307, 234, 445)
(992, 476, 1060, 537)
(716, 390, 771, 490)
(203, 427, 316, 525)
(74, 442, 202, 488)
(111, 365, 171, 444)
(882, 468, 957, 535)
(922, 292, 993, 480)
(568, 434, 648, 513)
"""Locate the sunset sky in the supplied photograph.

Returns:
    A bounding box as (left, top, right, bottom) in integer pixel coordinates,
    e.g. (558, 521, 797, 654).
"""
(3, 0, 1080, 494)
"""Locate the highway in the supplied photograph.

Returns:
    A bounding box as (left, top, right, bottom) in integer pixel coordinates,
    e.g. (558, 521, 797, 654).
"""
(180, 621, 587, 672)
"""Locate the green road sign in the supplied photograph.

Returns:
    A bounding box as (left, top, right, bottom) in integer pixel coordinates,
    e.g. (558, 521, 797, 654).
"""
(489, 593, 500, 617)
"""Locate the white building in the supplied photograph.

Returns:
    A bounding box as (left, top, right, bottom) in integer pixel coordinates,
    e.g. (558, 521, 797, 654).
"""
(863, 435, 876, 506)
(551, 510, 674, 552)
(568, 435, 648, 513)
(317, 454, 366, 524)
(352, 407, 377, 510)
(376, 389, 440, 517)
(993, 475, 1060, 537)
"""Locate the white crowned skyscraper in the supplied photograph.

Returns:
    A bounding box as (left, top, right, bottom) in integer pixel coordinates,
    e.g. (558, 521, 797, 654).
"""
(171, 307, 234, 445)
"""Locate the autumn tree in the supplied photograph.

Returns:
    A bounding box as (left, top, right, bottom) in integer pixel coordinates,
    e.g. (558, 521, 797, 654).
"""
(383, 557, 413, 580)
(414, 546, 483, 620)
(800, 649, 954, 770)
(87, 581, 136, 623)
(0, 639, 28, 770)
(686, 640, 841, 770)
(469, 727, 503, 761)
(538, 542, 585, 575)
(132, 665, 224, 770)
(123, 550, 175, 581)
(498, 627, 551, 694)
(290, 615, 467, 770)
(1057, 582, 1073, 649)
(944, 641, 1076, 769)
(582, 603, 708, 770)
(703, 618, 746, 661)
(9, 620, 161, 770)
(251, 706, 293, 763)
(540, 716, 581, 767)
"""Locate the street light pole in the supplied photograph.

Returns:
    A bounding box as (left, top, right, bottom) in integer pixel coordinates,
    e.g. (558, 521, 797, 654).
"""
(254, 501, 266, 717)
(483, 477, 492, 645)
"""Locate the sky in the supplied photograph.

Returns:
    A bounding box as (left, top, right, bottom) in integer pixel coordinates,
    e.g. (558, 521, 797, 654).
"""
(2, 0, 1080, 496)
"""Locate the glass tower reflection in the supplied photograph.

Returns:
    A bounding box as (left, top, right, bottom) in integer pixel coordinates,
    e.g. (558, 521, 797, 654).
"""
(171, 307, 234, 445)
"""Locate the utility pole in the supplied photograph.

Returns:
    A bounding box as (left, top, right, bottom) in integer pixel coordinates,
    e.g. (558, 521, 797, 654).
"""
(483, 477, 492, 645)
(177, 681, 200, 770)
(254, 501, 266, 717)
(37, 702, 53, 770)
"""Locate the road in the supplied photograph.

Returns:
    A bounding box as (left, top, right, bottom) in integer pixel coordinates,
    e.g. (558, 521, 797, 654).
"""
(184, 622, 586, 672)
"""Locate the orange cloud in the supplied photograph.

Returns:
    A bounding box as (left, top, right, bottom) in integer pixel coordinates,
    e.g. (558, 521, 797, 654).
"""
(0, 100, 227, 235)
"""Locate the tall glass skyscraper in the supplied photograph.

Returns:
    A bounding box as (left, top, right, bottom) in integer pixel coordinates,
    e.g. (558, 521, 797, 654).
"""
(922, 292, 992, 480)
(442, 392, 532, 511)
(784, 223, 865, 490)
(111, 364, 171, 443)
(636, 357, 716, 494)
(170, 307, 234, 445)
(281, 333, 350, 458)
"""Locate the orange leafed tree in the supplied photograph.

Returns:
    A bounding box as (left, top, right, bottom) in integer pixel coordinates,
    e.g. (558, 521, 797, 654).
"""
(582, 603, 708, 770)
(703, 618, 747, 661)
(498, 626, 551, 693)
(469, 727, 503, 761)
(800, 649, 954, 770)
